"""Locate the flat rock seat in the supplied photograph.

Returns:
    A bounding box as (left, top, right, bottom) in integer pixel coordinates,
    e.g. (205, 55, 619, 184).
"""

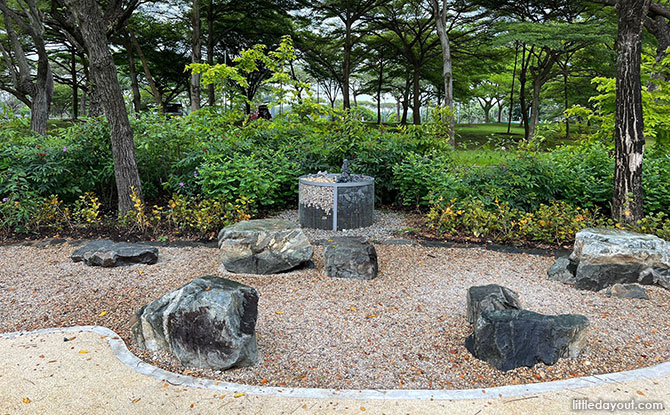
(218, 219, 313, 274)
(465, 284, 589, 371)
(465, 309, 589, 372)
(71, 240, 158, 267)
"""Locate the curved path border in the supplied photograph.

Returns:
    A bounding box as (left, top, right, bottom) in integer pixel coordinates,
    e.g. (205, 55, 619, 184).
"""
(2, 325, 669, 401)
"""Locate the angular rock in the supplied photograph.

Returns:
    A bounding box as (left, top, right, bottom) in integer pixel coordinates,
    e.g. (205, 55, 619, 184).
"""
(547, 256, 577, 284)
(323, 237, 378, 280)
(131, 276, 258, 370)
(218, 219, 313, 274)
(466, 284, 521, 324)
(605, 283, 649, 300)
(570, 228, 670, 291)
(71, 240, 158, 267)
(465, 309, 589, 371)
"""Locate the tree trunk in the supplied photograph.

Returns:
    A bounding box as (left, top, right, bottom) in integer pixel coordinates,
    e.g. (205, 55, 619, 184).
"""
(207, 0, 215, 106)
(497, 104, 502, 123)
(126, 35, 142, 113)
(71, 47, 79, 119)
(30, 38, 54, 135)
(528, 76, 541, 139)
(0, 0, 53, 135)
(80, 87, 87, 116)
(342, 21, 351, 110)
(65, 0, 143, 216)
(433, 0, 455, 147)
(377, 92, 381, 124)
(612, 0, 650, 224)
(89, 82, 103, 116)
(564, 69, 570, 138)
(190, 0, 201, 111)
(518, 45, 530, 140)
(30, 73, 52, 134)
(130, 29, 163, 113)
(507, 42, 519, 134)
(401, 76, 411, 124)
(412, 65, 421, 125)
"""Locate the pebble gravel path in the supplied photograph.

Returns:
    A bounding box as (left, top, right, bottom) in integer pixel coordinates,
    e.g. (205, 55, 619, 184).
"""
(1, 210, 669, 390)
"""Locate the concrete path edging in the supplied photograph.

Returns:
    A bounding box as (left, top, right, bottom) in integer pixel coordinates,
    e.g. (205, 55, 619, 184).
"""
(2, 325, 669, 401)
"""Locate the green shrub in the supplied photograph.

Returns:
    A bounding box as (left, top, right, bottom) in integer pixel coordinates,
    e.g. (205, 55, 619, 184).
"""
(427, 199, 600, 245)
(457, 155, 560, 212)
(549, 143, 613, 210)
(392, 152, 456, 207)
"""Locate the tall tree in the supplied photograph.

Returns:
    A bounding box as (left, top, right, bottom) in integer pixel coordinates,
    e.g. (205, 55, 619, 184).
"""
(0, 0, 53, 134)
(62, 0, 142, 215)
(372, 0, 441, 124)
(129, 29, 164, 113)
(612, 0, 651, 223)
(430, 0, 458, 144)
(307, 0, 381, 110)
(190, 0, 202, 111)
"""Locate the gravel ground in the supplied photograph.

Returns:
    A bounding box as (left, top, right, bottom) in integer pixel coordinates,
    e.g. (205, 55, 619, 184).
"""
(1, 212, 669, 390)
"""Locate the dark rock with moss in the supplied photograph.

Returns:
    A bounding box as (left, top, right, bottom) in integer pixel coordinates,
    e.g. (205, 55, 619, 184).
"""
(324, 237, 378, 280)
(131, 276, 258, 370)
(71, 240, 158, 267)
(466, 284, 521, 324)
(218, 219, 313, 274)
(465, 309, 589, 371)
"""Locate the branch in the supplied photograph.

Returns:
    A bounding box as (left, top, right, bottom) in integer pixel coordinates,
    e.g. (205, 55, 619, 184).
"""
(591, 0, 670, 19)
(0, 85, 31, 106)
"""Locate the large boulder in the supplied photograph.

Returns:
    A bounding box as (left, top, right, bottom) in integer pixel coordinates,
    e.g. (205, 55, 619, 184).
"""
(71, 240, 158, 267)
(131, 276, 258, 370)
(466, 284, 521, 324)
(569, 228, 670, 291)
(465, 309, 589, 372)
(323, 237, 378, 280)
(218, 219, 313, 274)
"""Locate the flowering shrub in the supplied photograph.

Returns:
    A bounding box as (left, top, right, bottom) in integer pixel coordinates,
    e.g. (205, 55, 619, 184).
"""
(427, 199, 600, 245)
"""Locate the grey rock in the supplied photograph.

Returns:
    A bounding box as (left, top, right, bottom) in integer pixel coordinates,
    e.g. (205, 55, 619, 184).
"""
(466, 284, 521, 324)
(337, 159, 352, 183)
(131, 276, 258, 370)
(605, 283, 649, 300)
(547, 256, 577, 284)
(324, 237, 378, 280)
(71, 240, 158, 267)
(465, 309, 589, 371)
(218, 219, 313, 274)
(570, 228, 670, 291)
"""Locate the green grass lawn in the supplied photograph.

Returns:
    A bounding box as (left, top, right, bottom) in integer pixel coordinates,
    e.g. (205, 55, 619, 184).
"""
(455, 122, 590, 149)
(455, 122, 525, 148)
